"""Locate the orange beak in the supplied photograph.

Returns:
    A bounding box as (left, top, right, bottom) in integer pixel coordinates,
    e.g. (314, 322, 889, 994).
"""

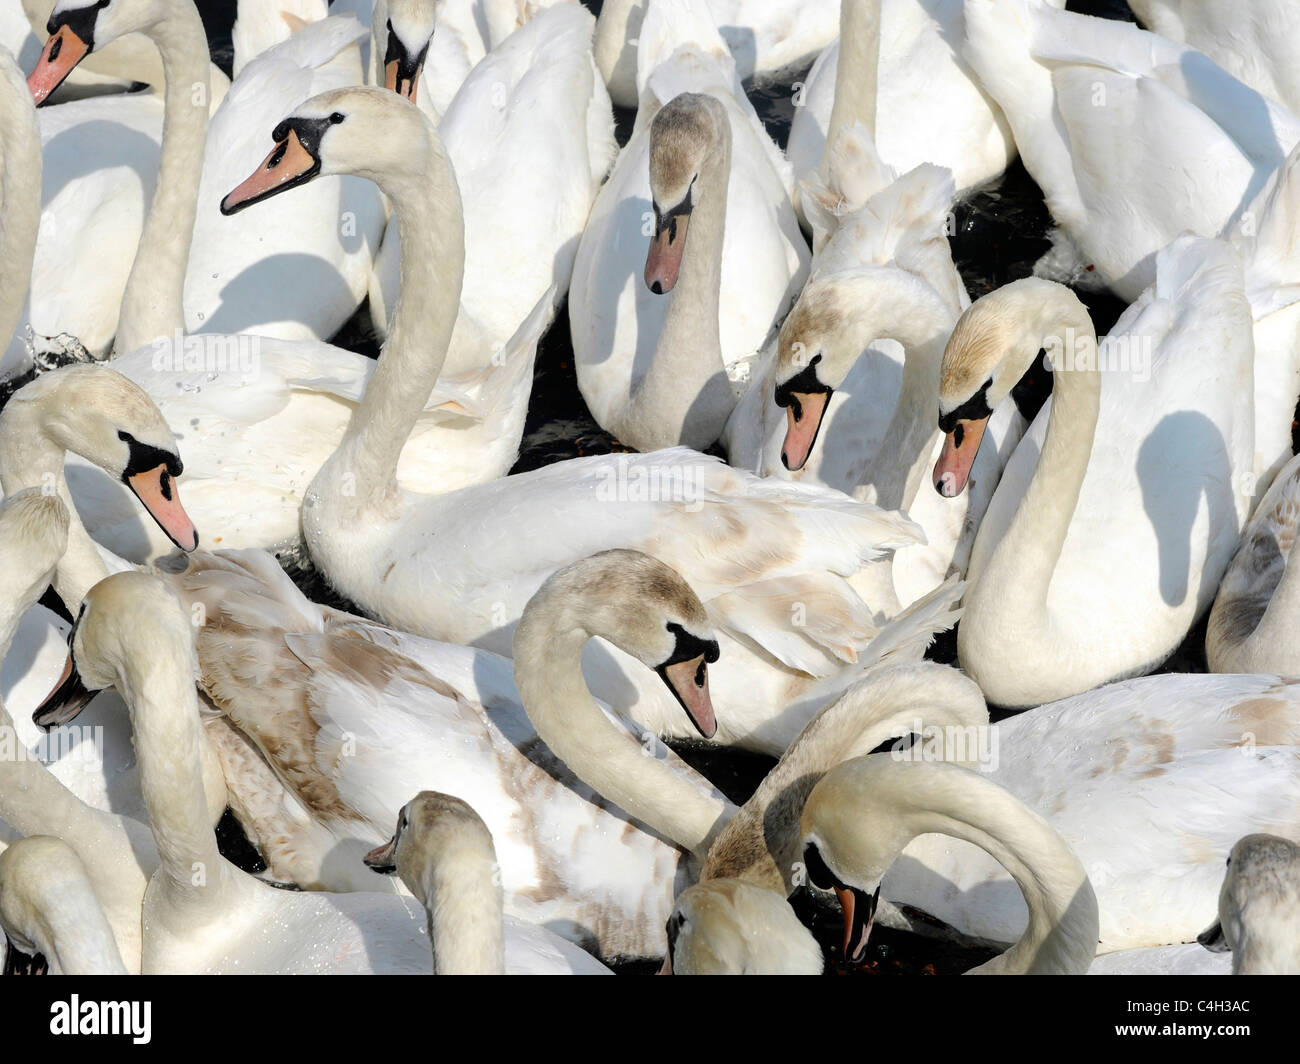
(658, 654, 717, 739)
(220, 129, 320, 216)
(645, 212, 691, 294)
(28, 24, 92, 106)
(781, 391, 830, 471)
(126, 463, 199, 552)
(933, 416, 989, 498)
(384, 58, 423, 104)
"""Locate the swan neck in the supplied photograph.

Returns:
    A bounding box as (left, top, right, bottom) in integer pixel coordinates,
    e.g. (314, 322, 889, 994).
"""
(323, 137, 465, 508)
(628, 113, 733, 450)
(514, 598, 734, 859)
(419, 849, 506, 975)
(826, 0, 880, 152)
(114, 6, 211, 354)
(0, 55, 43, 360)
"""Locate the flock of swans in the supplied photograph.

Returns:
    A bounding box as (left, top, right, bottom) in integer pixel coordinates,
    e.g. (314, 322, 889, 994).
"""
(0, 0, 1298, 977)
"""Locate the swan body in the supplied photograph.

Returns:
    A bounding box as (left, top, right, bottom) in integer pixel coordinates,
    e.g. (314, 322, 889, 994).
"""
(1127, 0, 1300, 117)
(368, 2, 616, 367)
(0, 835, 129, 974)
(593, 0, 839, 109)
(364, 791, 611, 974)
(661, 879, 823, 974)
(961, 0, 1300, 305)
(570, 0, 809, 451)
(940, 238, 1255, 707)
(224, 84, 955, 756)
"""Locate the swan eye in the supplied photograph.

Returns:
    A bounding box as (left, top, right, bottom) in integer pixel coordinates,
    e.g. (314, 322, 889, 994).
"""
(329, 112, 345, 125)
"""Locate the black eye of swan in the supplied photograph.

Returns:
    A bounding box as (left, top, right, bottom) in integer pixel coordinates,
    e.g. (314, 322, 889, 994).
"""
(329, 112, 345, 125)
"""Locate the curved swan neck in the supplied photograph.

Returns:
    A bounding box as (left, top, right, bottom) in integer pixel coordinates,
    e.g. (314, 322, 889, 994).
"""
(895, 767, 1097, 974)
(0, 402, 109, 607)
(702, 664, 987, 892)
(0, 52, 42, 359)
(970, 286, 1100, 617)
(121, 644, 232, 920)
(624, 101, 733, 450)
(513, 599, 735, 860)
(825, 0, 880, 157)
(317, 127, 465, 512)
(417, 846, 506, 975)
(114, 4, 211, 354)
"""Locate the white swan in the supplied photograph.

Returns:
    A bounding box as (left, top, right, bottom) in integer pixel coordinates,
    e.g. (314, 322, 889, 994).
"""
(801, 756, 1100, 974)
(26, 1, 523, 563)
(593, 0, 839, 109)
(222, 82, 955, 755)
(1208, 453, 1300, 675)
(367, 0, 616, 375)
(363, 791, 612, 974)
(0, 835, 128, 974)
(28, 0, 383, 351)
(1128, 0, 1300, 117)
(785, 0, 1050, 210)
(1197, 833, 1300, 975)
(570, 0, 809, 451)
(41, 570, 487, 974)
(934, 237, 1255, 707)
(961, 0, 1300, 303)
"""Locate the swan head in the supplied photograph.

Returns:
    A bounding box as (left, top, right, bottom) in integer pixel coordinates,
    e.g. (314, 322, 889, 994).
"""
(4, 366, 198, 552)
(32, 571, 197, 730)
(28, 0, 178, 105)
(1198, 834, 1300, 973)
(934, 277, 1083, 497)
(364, 791, 499, 903)
(799, 756, 922, 965)
(645, 93, 727, 296)
(518, 549, 721, 739)
(659, 879, 823, 975)
(221, 86, 436, 215)
(380, 0, 437, 104)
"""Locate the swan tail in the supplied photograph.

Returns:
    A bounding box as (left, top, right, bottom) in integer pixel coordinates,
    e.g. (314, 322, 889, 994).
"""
(852, 574, 965, 673)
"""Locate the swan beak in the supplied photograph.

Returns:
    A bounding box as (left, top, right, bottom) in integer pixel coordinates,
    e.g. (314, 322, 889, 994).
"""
(363, 837, 398, 875)
(126, 464, 199, 552)
(933, 416, 988, 498)
(835, 883, 880, 966)
(645, 211, 691, 295)
(657, 952, 672, 975)
(1197, 919, 1230, 953)
(384, 58, 425, 104)
(780, 392, 830, 471)
(32, 652, 95, 731)
(658, 655, 717, 739)
(28, 25, 91, 106)
(220, 129, 321, 216)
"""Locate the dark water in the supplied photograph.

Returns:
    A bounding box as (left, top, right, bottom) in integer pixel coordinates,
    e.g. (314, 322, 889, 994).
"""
(19, 0, 1208, 975)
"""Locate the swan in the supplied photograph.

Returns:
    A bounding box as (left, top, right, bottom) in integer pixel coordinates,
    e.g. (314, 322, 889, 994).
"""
(933, 237, 1255, 707)
(1198, 834, 1300, 975)
(25, 1, 526, 563)
(28, 0, 383, 351)
(363, 791, 612, 974)
(367, 0, 616, 376)
(961, 0, 1300, 303)
(36, 570, 495, 974)
(1208, 453, 1300, 675)
(1127, 0, 1300, 117)
(801, 756, 1100, 974)
(593, 0, 839, 109)
(569, 0, 809, 451)
(0, 835, 128, 975)
(785, 0, 1048, 212)
(736, 160, 1024, 609)
(220, 82, 957, 755)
